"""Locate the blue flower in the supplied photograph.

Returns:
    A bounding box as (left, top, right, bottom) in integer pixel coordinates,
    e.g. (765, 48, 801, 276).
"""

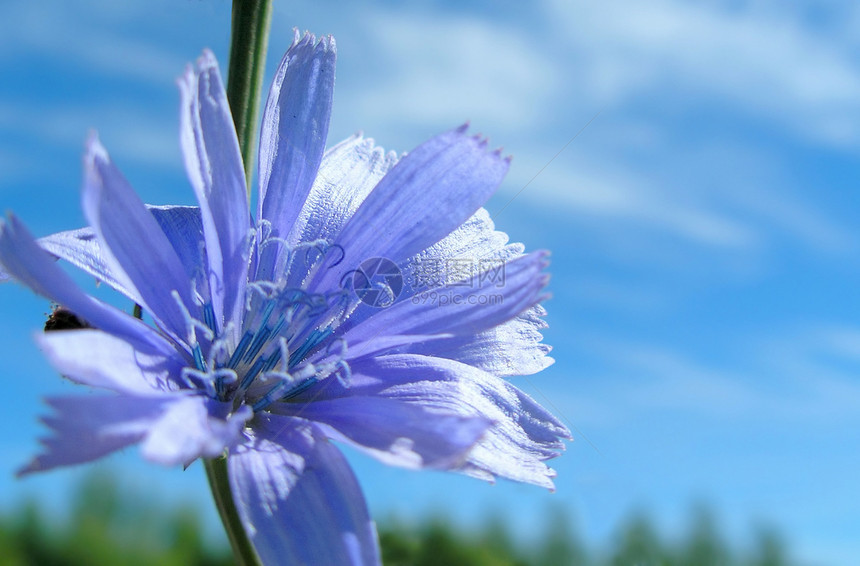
(0, 32, 569, 565)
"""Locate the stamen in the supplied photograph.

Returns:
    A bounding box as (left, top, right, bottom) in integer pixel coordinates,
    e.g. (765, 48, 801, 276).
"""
(213, 368, 238, 399)
(243, 325, 272, 364)
(245, 281, 280, 312)
(289, 327, 333, 367)
(171, 290, 214, 345)
(239, 355, 267, 391)
(202, 302, 218, 334)
(180, 367, 217, 398)
(192, 343, 207, 372)
(334, 360, 352, 387)
(252, 371, 296, 413)
(227, 330, 253, 369)
(278, 377, 320, 402)
(207, 323, 235, 369)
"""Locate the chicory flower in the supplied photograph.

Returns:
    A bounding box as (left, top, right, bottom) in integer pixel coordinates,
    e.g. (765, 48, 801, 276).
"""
(0, 31, 569, 565)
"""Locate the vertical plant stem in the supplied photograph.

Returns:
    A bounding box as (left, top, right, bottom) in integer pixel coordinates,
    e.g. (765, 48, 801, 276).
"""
(226, 0, 273, 195)
(205, 457, 262, 566)
(205, 2, 272, 565)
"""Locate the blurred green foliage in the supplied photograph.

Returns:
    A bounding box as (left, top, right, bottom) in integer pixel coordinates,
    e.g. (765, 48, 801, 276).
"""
(0, 471, 796, 565)
(0, 471, 231, 566)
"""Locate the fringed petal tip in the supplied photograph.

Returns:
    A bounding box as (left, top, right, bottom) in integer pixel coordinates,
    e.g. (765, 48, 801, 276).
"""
(544, 469, 559, 493)
(534, 249, 552, 275)
(488, 146, 514, 163)
(83, 130, 108, 167)
(289, 28, 336, 53)
(2, 214, 25, 244)
(339, 132, 399, 165)
(15, 463, 36, 478)
(450, 123, 512, 173)
(178, 49, 224, 99)
(16, 426, 59, 477)
(196, 48, 219, 70)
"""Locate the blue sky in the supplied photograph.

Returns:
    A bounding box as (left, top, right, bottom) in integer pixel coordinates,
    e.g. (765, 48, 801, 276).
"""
(2, 0, 860, 563)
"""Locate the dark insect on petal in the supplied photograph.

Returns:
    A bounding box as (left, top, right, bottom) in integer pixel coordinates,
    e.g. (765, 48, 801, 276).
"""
(45, 306, 92, 332)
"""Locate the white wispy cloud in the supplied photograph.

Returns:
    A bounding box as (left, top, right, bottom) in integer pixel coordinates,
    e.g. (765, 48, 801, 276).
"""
(339, 10, 557, 137)
(541, 0, 860, 146)
(323, 1, 855, 258)
(0, 1, 190, 84)
(503, 157, 760, 248)
(2, 0, 853, 259)
(565, 329, 860, 428)
(0, 101, 180, 172)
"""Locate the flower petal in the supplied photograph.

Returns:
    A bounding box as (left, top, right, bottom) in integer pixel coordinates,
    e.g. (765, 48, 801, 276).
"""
(257, 31, 336, 281)
(308, 124, 509, 295)
(180, 51, 250, 333)
(400, 207, 520, 299)
(3, 206, 206, 303)
(0, 214, 180, 358)
(34, 226, 135, 299)
(37, 329, 185, 394)
(283, 134, 397, 287)
(229, 415, 380, 565)
(272, 396, 490, 470)
(337, 207, 529, 336)
(149, 205, 206, 280)
(349, 354, 570, 489)
(19, 394, 172, 475)
(140, 397, 251, 466)
(407, 306, 554, 376)
(340, 251, 549, 351)
(294, 134, 397, 245)
(82, 134, 198, 342)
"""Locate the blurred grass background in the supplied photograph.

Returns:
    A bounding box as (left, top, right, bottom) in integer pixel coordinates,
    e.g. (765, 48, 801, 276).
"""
(0, 470, 795, 566)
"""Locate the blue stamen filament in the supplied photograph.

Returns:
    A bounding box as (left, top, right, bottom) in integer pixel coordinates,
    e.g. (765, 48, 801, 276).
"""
(203, 303, 218, 334)
(192, 344, 207, 372)
(227, 331, 252, 369)
(176, 249, 355, 414)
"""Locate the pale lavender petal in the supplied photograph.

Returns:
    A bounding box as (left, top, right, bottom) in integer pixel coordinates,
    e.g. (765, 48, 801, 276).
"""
(180, 51, 249, 332)
(294, 134, 397, 245)
(3, 206, 205, 303)
(350, 354, 570, 489)
(140, 397, 251, 466)
(400, 207, 516, 299)
(308, 125, 509, 295)
(340, 251, 549, 352)
(19, 395, 172, 475)
(336, 332, 452, 362)
(257, 31, 336, 281)
(36, 226, 136, 300)
(407, 306, 554, 376)
(82, 135, 197, 342)
(0, 214, 180, 358)
(149, 205, 206, 280)
(273, 396, 490, 469)
(37, 329, 185, 394)
(337, 207, 527, 334)
(281, 134, 397, 287)
(229, 414, 380, 565)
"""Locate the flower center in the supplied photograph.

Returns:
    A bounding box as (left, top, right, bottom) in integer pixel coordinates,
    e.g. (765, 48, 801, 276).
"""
(176, 237, 353, 414)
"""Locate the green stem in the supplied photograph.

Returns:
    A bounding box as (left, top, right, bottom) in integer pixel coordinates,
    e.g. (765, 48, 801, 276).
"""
(226, 0, 273, 195)
(205, 2, 272, 565)
(205, 457, 262, 566)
